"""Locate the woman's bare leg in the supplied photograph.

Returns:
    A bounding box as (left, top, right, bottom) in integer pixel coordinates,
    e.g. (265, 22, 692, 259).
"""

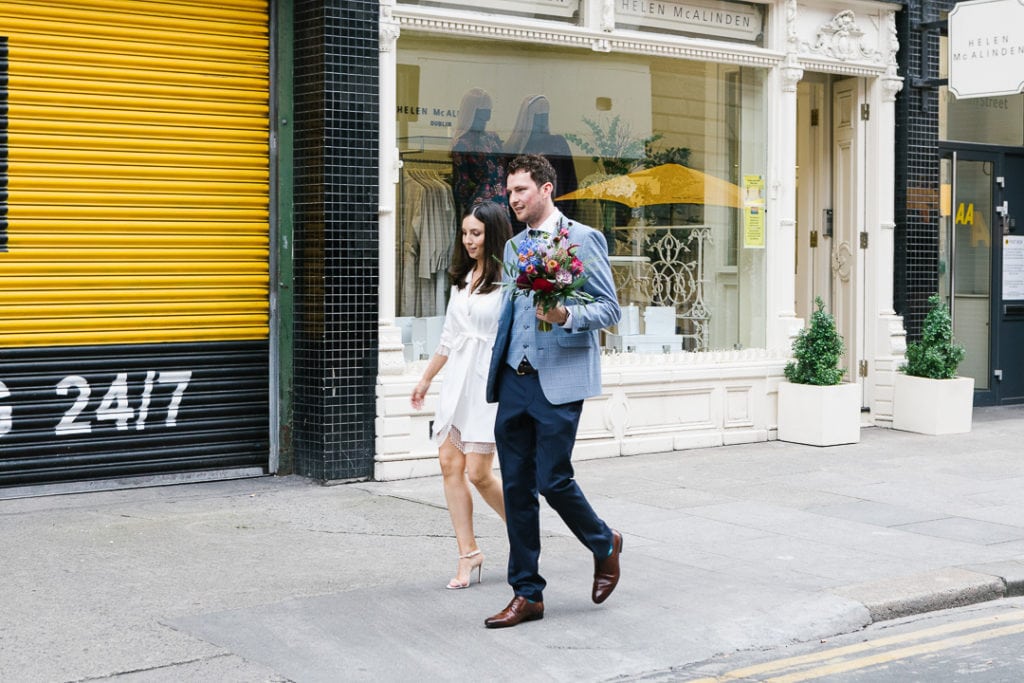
(438, 438, 480, 587)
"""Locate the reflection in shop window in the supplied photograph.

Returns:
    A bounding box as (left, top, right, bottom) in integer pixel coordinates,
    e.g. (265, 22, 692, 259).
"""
(395, 38, 767, 359)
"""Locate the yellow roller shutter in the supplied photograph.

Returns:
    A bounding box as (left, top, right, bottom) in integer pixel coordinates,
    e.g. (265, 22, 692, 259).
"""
(0, 0, 269, 348)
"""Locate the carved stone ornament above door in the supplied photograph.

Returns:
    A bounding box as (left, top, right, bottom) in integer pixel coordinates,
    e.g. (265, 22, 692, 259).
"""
(801, 10, 883, 64)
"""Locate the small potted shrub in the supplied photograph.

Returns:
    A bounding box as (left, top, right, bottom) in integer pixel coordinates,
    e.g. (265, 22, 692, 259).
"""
(893, 294, 974, 434)
(777, 297, 861, 446)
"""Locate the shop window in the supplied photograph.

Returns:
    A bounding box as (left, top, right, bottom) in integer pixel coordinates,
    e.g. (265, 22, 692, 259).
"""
(395, 37, 767, 359)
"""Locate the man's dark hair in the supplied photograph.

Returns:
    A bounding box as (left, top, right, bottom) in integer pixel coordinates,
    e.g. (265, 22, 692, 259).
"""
(506, 154, 557, 194)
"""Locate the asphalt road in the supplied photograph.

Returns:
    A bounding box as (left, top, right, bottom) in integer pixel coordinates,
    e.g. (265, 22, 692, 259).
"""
(665, 596, 1024, 682)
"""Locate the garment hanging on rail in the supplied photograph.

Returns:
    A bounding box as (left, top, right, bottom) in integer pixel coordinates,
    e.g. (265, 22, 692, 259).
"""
(400, 167, 456, 317)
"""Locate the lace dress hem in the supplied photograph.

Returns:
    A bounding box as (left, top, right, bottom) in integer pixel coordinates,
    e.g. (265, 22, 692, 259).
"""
(441, 425, 495, 455)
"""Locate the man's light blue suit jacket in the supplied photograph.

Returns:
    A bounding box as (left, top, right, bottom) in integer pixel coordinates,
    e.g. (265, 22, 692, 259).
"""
(486, 217, 621, 406)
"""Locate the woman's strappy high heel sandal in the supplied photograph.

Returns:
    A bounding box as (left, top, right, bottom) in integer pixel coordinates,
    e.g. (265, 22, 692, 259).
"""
(446, 549, 484, 590)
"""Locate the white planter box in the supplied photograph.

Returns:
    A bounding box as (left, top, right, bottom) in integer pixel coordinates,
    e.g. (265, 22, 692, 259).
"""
(892, 374, 974, 435)
(777, 381, 861, 446)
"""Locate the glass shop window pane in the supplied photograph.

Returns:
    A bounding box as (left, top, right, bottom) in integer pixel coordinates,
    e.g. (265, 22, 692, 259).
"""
(951, 159, 992, 390)
(395, 37, 767, 359)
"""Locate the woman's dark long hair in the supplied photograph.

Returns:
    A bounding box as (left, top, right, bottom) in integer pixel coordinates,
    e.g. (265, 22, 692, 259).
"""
(449, 201, 513, 294)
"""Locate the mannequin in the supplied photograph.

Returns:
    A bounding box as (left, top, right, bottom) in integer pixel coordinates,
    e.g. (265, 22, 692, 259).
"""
(505, 95, 579, 220)
(451, 88, 506, 218)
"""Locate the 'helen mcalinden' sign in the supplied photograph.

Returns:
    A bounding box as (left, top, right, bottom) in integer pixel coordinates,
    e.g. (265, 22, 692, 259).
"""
(948, 0, 1024, 99)
(617, 0, 763, 42)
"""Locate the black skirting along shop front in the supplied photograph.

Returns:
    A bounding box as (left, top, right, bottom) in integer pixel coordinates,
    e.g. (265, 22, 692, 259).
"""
(0, 342, 268, 486)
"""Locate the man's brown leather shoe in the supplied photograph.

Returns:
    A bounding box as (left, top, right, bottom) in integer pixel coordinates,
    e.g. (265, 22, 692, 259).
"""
(592, 529, 622, 604)
(484, 596, 544, 628)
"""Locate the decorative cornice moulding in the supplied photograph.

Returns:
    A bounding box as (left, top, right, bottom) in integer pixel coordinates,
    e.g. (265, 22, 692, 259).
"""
(397, 347, 788, 378)
(397, 13, 599, 49)
(393, 8, 781, 67)
(380, 3, 401, 52)
(601, 347, 790, 368)
(798, 57, 886, 77)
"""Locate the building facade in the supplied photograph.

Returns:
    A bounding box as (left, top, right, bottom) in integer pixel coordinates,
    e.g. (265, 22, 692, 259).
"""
(0, 0, 384, 491)
(896, 0, 1024, 407)
(1, 0, 912, 491)
(374, 0, 907, 480)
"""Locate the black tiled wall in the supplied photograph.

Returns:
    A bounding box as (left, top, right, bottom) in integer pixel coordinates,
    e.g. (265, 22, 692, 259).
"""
(895, 0, 951, 339)
(292, 0, 379, 480)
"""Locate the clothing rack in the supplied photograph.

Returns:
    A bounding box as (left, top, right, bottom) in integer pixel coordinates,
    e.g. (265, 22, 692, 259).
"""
(399, 155, 450, 164)
(397, 157, 456, 319)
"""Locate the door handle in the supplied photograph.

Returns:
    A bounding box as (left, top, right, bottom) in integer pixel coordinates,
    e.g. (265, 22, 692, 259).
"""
(997, 202, 1010, 234)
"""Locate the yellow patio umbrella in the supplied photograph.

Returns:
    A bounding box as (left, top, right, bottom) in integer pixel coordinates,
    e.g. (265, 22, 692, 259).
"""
(556, 163, 743, 208)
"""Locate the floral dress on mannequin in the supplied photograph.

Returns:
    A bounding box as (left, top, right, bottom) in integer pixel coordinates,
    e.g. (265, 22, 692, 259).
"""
(451, 88, 507, 218)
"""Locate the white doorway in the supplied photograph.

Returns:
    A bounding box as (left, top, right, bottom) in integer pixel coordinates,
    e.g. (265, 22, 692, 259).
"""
(795, 74, 868, 401)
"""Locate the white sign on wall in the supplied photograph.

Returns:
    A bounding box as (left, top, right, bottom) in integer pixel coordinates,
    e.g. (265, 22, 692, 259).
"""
(616, 0, 763, 42)
(948, 0, 1024, 99)
(1004, 235, 1024, 300)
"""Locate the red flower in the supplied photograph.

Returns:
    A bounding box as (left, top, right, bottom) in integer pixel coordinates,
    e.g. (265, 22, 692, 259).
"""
(531, 278, 555, 293)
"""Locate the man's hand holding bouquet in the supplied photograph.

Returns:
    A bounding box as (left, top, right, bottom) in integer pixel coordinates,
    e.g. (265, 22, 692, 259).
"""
(501, 222, 594, 331)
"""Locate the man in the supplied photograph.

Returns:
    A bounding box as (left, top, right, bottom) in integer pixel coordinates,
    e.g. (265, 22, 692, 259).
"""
(484, 154, 623, 629)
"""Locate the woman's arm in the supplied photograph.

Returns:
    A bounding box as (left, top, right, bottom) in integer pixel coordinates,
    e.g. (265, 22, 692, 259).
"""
(410, 352, 449, 410)
(412, 284, 464, 409)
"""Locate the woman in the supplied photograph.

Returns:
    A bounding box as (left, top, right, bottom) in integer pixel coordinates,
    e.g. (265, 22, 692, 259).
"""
(411, 200, 512, 589)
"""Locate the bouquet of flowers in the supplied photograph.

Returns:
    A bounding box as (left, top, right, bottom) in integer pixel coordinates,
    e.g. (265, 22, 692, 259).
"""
(503, 223, 594, 331)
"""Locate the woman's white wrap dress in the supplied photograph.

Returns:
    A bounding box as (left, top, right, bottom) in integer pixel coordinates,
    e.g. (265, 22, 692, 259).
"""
(432, 276, 502, 452)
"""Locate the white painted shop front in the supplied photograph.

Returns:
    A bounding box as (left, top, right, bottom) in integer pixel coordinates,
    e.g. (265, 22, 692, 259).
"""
(374, 0, 906, 480)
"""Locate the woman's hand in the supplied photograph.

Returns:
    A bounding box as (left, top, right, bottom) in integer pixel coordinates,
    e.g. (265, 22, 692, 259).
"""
(410, 379, 430, 410)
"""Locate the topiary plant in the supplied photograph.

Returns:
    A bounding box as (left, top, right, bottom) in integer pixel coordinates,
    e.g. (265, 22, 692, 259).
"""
(901, 294, 965, 379)
(784, 297, 846, 386)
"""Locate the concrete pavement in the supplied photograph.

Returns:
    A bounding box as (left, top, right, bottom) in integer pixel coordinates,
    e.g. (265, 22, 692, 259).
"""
(2, 405, 1023, 682)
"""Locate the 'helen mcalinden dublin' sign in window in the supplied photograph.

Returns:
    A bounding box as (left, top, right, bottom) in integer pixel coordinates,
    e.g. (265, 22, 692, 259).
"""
(617, 0, 763, 42)
(948, 0, 1024, 99)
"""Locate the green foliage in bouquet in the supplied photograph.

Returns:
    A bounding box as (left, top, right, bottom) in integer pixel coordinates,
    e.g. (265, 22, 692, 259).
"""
(901, 294, 965, 379)
(784, 297, 846, 386)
